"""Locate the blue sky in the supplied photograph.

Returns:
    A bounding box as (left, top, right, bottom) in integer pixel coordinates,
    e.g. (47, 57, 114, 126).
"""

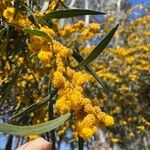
(128, 0, 150, 19)
(129, 0, 150, 6)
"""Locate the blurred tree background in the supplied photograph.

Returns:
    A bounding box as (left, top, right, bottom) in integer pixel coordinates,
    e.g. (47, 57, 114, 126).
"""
(0, 0, 150, 150)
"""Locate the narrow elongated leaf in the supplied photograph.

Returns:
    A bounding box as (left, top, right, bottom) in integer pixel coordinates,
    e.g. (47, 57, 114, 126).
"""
(73, 50, 104, 88)
(0, 113, 70, 136)
(10, 96, 49, 120)
(24, 5, 39, 27)
(14, 0, 20, 10)
(76, 24, 119, 68)
(10, 90, 57, 121)
(79, 137, 84, 150)
(24, 28, 52, 42)
(1, 24, 9, 56)
(26, 0, 33, 8)
(2, 66, 23, 101)
(40, 9, 105, 20)
(0, 27, 7, 37)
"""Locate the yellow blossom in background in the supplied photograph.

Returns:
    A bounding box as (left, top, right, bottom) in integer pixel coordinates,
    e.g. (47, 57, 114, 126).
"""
(136, 126, 145, 131)
(110, 138, 121, 143)
(89, 23, 100, 33)
(59, 20, 84, 37)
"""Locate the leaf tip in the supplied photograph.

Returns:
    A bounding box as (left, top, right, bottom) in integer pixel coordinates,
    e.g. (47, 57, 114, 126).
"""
(115, 24, 119, 29)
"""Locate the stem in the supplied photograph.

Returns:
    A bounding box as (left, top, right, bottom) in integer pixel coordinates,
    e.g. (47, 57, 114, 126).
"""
(48, 100, 56, 150)
(5, 135, 13, 150)
(78, 137, 84, 150)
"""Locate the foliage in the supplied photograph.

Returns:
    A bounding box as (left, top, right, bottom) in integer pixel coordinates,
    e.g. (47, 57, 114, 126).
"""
(0, 0, 116, 149)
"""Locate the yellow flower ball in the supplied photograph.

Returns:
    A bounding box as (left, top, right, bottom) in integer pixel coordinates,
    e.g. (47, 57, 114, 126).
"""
(3, 7, 15, 22)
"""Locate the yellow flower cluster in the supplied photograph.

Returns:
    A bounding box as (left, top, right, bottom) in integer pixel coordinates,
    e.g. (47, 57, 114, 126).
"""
(74, 107, 114, 140)
(29, 25, 114, 139)
(56, 82, 114, 140)
(110, 138, 121, 143)
(59, 20, 84, 36)
(28, 26, 55, 67)
(3, 7, 15, 22)
(38, 50, 52, 66)
(59, 22, 100, 43)
(74, 114, 97, 140)
(0, 0, 10, 16)
(106, 16, 115, 24)
(3, 7, 32, 28)
(97, 67, 121, 84)
(81, 23, 100, 40)
(80, 46, 96, 55)
(52, 58, 114, 139)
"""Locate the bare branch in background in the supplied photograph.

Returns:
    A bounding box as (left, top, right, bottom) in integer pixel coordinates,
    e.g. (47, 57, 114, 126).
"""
(68, 0, 76, 7)
(40, 0, 50, 13)
(84, 0, 89, 26)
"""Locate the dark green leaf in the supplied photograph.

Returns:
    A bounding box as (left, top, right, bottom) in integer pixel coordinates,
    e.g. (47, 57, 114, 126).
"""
(0, 113, 70, 136)
(1, 24, 9, 56)
(24, 5, 40, 27)
(2, 66, 23, 101)
(32, 0, 41, 9)
(59, 0, 68, 9)
(10, 90, 57, 121)
(40, 8, 105, 20)
(76, 24, 119, 68)
(72, 50, 104, 88)
(0, 27, 7, 37)
(5, 135, 13, 150)
(79, 137, 84, 150)
(14, 0, 20, 10)
(24, 28, 53, 42)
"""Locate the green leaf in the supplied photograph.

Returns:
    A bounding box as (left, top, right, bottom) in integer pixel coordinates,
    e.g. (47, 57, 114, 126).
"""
(10, 90, 57, 121)
(40, 8, 105, 20)
(0, 27, 7, 37)
(72, 50, 105, 88)
(76, 24, 119, 68)
(14, 0, 20, 10)
(2, 66, 23, 101)
(79, 137, 84, 150)
(0, 113, 70, 136)
(24, 28, 53, 42)
(1, 24, 9, 56)
(26, 0, 33, 8)
(24, 5, 40, 27)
